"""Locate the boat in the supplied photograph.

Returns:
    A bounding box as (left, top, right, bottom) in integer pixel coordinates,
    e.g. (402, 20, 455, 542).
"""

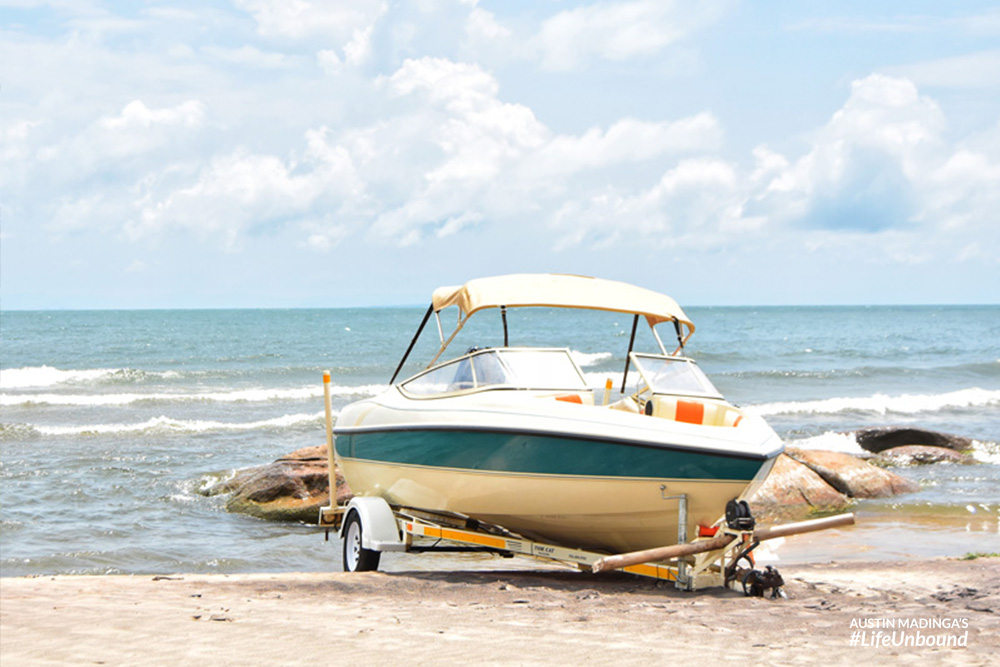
(332, 273, 783, 555)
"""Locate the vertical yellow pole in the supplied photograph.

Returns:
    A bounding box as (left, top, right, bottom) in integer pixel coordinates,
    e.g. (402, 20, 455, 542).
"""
(323, 370, 338, 507)
(603, 378, 613, 405)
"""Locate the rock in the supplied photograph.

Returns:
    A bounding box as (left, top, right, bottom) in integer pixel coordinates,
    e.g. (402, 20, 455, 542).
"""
(871, 445, 978, 467)
(785, 448, 920, 498)
(855, 427, 974, 454)
(205, 445, 351, 523)
(747, 454, 852, 520)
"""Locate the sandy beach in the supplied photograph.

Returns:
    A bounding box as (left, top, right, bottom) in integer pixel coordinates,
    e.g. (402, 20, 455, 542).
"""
(2, 557, 997, 666)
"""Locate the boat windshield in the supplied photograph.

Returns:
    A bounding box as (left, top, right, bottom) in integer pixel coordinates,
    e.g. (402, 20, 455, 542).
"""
(631, 353, 723, 399)
(401, 348, 588, 396)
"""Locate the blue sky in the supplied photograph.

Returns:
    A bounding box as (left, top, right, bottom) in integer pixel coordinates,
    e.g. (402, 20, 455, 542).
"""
(2, 1, 999, 309)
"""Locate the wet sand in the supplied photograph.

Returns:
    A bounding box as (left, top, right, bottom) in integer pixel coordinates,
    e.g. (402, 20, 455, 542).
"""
(2, 557, 997, 666)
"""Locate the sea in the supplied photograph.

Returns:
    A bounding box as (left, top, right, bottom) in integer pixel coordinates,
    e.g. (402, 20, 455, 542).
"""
(2, 305, 998, 577)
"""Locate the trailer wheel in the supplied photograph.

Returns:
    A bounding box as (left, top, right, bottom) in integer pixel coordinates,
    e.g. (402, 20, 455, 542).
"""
(343, 510, 381, 572)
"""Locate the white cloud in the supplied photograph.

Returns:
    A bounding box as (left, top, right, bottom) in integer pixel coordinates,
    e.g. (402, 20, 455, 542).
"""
(316, 49, 345, 74)
(5, 0, 999, 311)
(344, 25, 374, 66)
(532, 0, 729, 71)
(550, 157, 744, 250)
(465, 7, 510, 42)
(364, 58, 731, 245)
(317, 22, 377, 73)
(85, 64, 996, 270)
(16, 100, 209, 212)
(0, 119, 42, 181)
(101, 100, 205, 130)
(751, 75, 947, 233)
(387, 56, 500, 106)
(923, 148, 1000, 233)
(366, 58, 549, 242)
(526, 114, 722, 180)
(202, 45, 292, 69)
(128, 128, 363, 249)
(300, 219, 351, 252)
(234, 0, 387, 42)
(550, 73, 1000, 267)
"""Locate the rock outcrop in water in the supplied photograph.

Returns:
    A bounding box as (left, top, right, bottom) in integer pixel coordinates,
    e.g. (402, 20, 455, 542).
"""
(855, 427, 974, 454)
(746, 454, 851, 518)
(871, 445, 978, 467)
(783, 447, 921, 498)
(746, 448, 920, 520)
(202, 445, 351, 523)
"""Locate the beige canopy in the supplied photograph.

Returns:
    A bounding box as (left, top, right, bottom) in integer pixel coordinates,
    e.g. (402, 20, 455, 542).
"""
(431, 273, 695, 332)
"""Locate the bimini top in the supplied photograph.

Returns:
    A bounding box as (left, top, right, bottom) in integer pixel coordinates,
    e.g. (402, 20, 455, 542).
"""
(431, 273, 695, 332)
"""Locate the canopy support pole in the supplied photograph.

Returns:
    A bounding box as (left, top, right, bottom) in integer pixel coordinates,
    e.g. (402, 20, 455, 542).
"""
(620, 314, 639, 394)
(427, 316, 469, 369)
(389, 304, 434, 385)
(651, 325, 668, 356)
(501, 305, 509, 347)
(673, 318, 685, 355)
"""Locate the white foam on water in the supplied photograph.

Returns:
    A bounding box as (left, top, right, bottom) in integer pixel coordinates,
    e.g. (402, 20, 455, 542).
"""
(570, 350, 613, 367)
(1, 366, 116, 389)
(782, 431, 866, 455)
(0, 366, 182, 389)
(749, 387, 1000, 417)
(971, 439, 1000, 465)
(1, 383, 386, 407)
(34, 411, 328, 437)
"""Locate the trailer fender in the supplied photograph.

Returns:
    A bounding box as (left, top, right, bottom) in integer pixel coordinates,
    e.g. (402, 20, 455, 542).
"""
(340, 497, 407, 552)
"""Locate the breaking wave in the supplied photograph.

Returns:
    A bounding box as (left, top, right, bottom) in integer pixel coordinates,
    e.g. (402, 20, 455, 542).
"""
(0, 383, 385, 407)
(748, 388, 1000, 418)
(570, 350, 614, 368)
(0, 366, 178, 389)
(32, 412, 328, 437)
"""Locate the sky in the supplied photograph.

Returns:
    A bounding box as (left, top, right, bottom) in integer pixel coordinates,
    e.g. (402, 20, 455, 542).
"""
(2, 0, 999, 309)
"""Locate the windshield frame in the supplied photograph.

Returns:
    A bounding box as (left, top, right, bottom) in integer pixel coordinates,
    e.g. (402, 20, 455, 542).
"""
(630, 352, 723, 400)
(398, 347, 589, 399)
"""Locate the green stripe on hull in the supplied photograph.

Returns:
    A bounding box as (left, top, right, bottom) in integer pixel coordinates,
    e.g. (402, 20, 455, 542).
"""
(338, 428, 763, 481)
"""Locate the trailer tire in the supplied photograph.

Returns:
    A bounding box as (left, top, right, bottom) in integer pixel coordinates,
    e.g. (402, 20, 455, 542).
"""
(343, 510, 381, 572)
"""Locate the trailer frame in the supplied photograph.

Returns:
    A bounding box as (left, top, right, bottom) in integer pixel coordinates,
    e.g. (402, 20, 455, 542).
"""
(320, 495, 772, 592)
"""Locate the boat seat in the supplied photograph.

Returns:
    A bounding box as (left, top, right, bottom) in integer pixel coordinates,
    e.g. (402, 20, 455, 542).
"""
(644, 396, 743, 427)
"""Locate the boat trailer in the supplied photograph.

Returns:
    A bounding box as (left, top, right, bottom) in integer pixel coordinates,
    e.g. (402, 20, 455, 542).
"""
(319, 497, 855, 594)
(319, 370, 854, 594)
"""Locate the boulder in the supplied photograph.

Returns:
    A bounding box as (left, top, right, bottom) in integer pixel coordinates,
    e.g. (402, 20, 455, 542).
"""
(747, 454, 852, 520)
(871, 445, 978, 467)
(855, 427, 974, 454)
(785, 447, 920, 498)
(204, 445, 351, 523)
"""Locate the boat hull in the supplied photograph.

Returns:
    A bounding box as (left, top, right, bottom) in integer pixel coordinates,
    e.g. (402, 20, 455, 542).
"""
(336, 425, 777, 553)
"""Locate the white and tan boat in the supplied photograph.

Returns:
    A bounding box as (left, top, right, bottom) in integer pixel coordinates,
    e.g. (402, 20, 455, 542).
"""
(332, 274, 783, 556)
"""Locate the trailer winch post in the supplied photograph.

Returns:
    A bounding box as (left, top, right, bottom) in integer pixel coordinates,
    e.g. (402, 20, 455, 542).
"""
(322, 370, 337, 540)
(657, 491, 689, 588)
